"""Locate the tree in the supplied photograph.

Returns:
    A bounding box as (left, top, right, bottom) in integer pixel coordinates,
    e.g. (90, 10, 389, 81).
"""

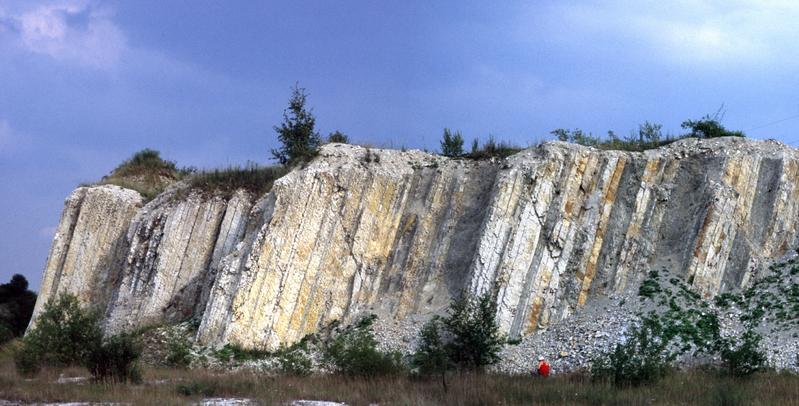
(470, 138, 479, 155)
(443, 290, 505, 370)
(0, 274, 37, 341)
(719, 330, 766, 377)
(271, 83, 322, 165)
(327, 130, 349, 144)
(440, 128, 464, 157)
(637, 121, 662, 146)
(412, 316, 452, 390)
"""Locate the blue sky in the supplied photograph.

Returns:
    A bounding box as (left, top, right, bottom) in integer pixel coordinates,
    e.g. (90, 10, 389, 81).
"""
(1, 0, 798, 290)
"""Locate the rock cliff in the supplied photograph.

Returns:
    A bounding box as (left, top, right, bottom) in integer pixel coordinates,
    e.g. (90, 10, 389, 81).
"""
(31, 138, 799, 350)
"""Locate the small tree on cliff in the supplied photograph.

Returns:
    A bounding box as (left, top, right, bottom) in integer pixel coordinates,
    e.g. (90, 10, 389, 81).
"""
(440, 128, 464, 157)
(271, 83, 322, 166)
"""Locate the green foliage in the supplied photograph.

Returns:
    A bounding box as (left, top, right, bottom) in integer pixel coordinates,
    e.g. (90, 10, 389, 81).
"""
(551, 128, 602, 147)
(84, 333, 142, 383)
(213, 343, 271, 363)
(411, 316, 451, 376)
(110, 148, 179, 178)
(719, 330, 766, 377)
(681, 107, 745, 138)
(99, 148, 187, 201)
(0, 274, 37, 343)
(591, 317, 674, 387)
(327, 130, 349, 144)
(188, 163, 286, 198)
(466, 135, 524, 159)
(638, 270, 662, 298)
(637, 121, 663, 146)
(165, 332, 192, 368)
(271, 83, 322, 166)
(443, 290, 506, 370)
(15, 293, 102, 376)
(552, 124, 677, 152)
(324, 314, 404, 377)
(177, 381, 219, 397)
(440, 128, 465, 157)
(277, 347, 313, 376)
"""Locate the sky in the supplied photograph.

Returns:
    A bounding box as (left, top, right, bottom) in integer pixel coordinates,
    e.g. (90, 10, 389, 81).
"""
(1, 0, 799, 290)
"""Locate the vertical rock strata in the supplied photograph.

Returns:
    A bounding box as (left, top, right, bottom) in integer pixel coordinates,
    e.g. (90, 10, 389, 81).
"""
(32, 185, 142, 323)
(31, 138, 799, 349)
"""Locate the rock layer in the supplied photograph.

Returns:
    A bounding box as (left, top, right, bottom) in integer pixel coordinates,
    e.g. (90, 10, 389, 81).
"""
(30, 138, 799, 350)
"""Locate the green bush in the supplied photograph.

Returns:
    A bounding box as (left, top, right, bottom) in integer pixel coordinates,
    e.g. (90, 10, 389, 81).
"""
(324, 315, 404, 377)
(719, 330, 766, 377)
(681, 108, 745, 138)
(466, 135, 523, 159)
(327, 130, 349, 144)
(591, 317, 674, 387)
(440, 128, 464, 157)
(443, 290, 506, 370)
(111, 148, 178, 177)
(165, 332, 193, 368)
(15, 293, 102, 376)
(99, 148, 188, 201)
(177, 381, 219, 397)
(277, 347, 313, 376)
(84, 333, 142, 383)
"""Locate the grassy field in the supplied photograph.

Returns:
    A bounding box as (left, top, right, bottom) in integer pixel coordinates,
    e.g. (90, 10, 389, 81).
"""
(0, 345, 797, 405)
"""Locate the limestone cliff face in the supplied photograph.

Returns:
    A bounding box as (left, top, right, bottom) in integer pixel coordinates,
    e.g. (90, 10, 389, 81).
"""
(31, 138, 799, 349)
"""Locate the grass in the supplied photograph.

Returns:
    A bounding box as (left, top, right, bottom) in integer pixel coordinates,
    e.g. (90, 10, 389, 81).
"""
(1, 342, 797, 405)
(187, 164, 287, 199)
(94, 148, 189, 201)
(90, 148, 288, 201)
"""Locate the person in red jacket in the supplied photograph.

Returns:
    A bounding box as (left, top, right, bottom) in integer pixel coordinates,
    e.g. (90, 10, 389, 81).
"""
(536, 356, 551, 377)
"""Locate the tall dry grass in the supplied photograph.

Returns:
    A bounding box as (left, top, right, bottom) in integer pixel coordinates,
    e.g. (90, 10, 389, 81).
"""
(1, 342, 797, 405)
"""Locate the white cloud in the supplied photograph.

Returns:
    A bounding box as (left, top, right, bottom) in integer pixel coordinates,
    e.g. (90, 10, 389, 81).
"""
(1, 0, 126, 69)
(521, 0, 799, 69)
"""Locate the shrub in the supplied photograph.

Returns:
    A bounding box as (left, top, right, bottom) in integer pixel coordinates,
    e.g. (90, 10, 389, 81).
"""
(591, 317, 673, 387)
(271, 83, 322, 166)
(110, 148, 178, 177)
(213, 343, 271, 363)
(681, 107, 745, 139)
(177, 381, 219, 397)
(277, 347, 313, 376)
(15, 293, 102, 376)
(165, 332, 193, 368)
(84, 333, 142, 383)
(327, 130, 349, 144)
(0, 274, 37, 342)
(440, 128, 464, 157)
(466, 135, 524, 159)
(324, 315, 404, 377)
(99, 148, 187, 201)
(719, 330, 766, 377)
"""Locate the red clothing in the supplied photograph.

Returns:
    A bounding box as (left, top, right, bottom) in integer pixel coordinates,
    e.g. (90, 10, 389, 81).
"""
(537, 361, 550, 377)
